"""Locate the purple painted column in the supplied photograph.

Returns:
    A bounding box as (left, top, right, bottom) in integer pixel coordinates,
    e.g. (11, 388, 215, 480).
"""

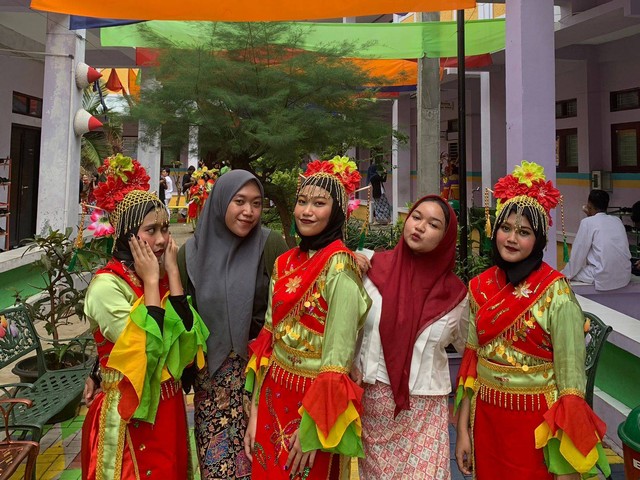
(505, 0, 557, 266)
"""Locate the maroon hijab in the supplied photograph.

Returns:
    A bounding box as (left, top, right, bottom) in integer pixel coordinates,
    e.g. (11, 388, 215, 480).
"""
(368, 195, 466, 415)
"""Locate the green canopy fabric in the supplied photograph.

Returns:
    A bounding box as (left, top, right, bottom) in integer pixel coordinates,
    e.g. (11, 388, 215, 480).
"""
(100, 20, 505, 59)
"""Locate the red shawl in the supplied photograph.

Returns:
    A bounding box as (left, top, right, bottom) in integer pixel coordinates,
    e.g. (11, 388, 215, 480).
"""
(369, 195, 466, 415)
(470, 263, 563, 361)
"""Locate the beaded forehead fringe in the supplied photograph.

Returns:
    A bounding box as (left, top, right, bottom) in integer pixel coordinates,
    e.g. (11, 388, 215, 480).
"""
(110, 190, 167, 244)
(492, 194, 549, 239)
(299, 173, 349, 216)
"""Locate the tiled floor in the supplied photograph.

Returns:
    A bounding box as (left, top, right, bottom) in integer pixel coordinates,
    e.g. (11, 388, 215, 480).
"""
(8, 394, 627, 479)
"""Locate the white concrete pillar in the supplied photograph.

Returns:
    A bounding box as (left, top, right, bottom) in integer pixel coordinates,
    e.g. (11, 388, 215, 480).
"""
(137, 75, 161, 193)
(480, 71, 493, 204)
(188, 125, 199, 170)
(392, 94, 412, 225)
(416, 11, 441, 197)
(36, 14, 85, 234)
(137, 121, 160, 194)
(505, 0, 557, 265)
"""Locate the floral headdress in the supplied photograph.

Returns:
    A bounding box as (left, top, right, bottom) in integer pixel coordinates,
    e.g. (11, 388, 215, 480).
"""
(89, 154, 162, 242)
(300, 155, 362, 217)
(487, 161, 561, 238)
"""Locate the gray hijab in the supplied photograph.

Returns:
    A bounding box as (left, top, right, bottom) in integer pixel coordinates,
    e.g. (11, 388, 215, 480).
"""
(185, 170, 269, 375)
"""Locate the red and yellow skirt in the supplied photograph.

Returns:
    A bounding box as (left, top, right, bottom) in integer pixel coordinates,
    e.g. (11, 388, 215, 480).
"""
(82, 369, 189, 480)
(251, 362, 348, 480)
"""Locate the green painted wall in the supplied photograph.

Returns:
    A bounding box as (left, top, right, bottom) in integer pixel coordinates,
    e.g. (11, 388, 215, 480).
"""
(596, 342, 640, 409)
(0, 264, 47, 309)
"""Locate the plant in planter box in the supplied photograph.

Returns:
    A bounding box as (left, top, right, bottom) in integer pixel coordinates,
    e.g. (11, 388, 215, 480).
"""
(11, 227, 108, 377)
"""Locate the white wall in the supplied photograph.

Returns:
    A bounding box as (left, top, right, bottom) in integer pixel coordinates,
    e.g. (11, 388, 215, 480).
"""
(0, 55, 44, 157)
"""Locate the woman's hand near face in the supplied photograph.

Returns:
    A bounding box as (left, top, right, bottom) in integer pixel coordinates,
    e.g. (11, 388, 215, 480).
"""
(130, 235, 160, 284)
(164, 236, 184, 296)
(163, 235, 179, 274)
(130, 236, 162, 308)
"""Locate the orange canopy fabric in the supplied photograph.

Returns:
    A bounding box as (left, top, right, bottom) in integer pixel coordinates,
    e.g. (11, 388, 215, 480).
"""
(99, 68, 140, 95)
(351, 59, 418, 86)
(30, 0, 475, 21)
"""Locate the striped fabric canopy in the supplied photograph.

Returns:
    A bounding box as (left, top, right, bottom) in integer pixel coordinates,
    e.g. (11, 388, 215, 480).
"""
(30, 0, 475, 22)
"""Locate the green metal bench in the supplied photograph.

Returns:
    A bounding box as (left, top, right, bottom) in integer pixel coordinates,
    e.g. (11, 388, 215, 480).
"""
(583, 311, 613, 409)
(583, 313, 614, 480)
(0, 305, 94, 442)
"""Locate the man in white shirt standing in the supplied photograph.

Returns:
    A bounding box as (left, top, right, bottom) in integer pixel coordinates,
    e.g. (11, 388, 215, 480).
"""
(162, 168, 173, 216)
(562, 189, 631, 290)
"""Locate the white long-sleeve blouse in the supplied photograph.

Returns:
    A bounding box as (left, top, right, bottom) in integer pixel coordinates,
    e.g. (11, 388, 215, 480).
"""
(357, 275, 469, 396)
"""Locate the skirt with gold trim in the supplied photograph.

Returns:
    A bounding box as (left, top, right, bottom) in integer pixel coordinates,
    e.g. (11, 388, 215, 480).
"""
(82, 371, 189, 480)
(250, 362, 348, 480)
(472, 377, 554, 480)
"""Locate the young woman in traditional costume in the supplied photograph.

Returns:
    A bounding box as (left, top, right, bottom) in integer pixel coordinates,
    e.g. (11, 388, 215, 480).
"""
(354, 195, 468, 479)
(455, 161, 610, 479)
(81, 155, 209, 479)
(244, 157, 372, 480)
(178, 169, 288, 479)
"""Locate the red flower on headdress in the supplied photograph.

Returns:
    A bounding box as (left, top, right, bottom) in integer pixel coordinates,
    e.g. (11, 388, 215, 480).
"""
(305, 160, 336, 176)
(493, 174, 528, 201)
(93, 176, 126, 212)
(93, 155, 151, 213)
(303, 156, 362, 196)
(529, 179, 561, 213)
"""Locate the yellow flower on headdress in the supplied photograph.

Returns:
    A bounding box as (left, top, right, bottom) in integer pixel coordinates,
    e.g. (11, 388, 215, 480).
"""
(512, 161, 545, 187)
(329, 155, 357, 174)
(105, 153, 135, 182)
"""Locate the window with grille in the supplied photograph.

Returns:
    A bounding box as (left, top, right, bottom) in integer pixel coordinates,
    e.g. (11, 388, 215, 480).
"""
(610, 88, 640, 112)
(611, 122, 640, 172)
(556, 129, 578, 172)
(556, 99, 577, 118)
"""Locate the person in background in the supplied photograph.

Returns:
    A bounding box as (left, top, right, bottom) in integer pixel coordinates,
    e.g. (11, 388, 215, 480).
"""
(562, 189, 631, 290)
(80, 174, 91, 203)
(244, 156, 371, 480)
(180, 166, 196, 218)
(162, 168, 174, 216)
(367, 163, 390, 225)
(182, 165, 196, 194)
(159, 174, 166, 207)
(455, 162, 609, 480)
(87, 173, 99, 205)
(178, 169, 288, 479)
(353, 195, 469, 479)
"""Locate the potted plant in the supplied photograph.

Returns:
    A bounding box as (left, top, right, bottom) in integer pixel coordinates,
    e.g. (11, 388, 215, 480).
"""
(11, 227, 108, 382)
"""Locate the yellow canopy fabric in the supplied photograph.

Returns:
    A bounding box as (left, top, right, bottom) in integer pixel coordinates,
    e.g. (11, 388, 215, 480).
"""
(30, 0, 476, 22)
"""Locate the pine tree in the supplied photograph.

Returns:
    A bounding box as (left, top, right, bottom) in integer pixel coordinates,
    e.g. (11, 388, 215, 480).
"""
(129, 22, 400, 242)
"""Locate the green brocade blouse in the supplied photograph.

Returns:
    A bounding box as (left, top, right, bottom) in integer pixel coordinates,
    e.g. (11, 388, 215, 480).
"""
(468, 277, 586, 399)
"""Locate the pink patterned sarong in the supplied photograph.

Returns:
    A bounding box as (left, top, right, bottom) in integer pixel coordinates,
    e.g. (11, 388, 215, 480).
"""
(359, 382, 451, 480)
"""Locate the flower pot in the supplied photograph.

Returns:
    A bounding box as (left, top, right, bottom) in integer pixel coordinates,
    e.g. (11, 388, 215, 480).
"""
(11, 350, 88, 383)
